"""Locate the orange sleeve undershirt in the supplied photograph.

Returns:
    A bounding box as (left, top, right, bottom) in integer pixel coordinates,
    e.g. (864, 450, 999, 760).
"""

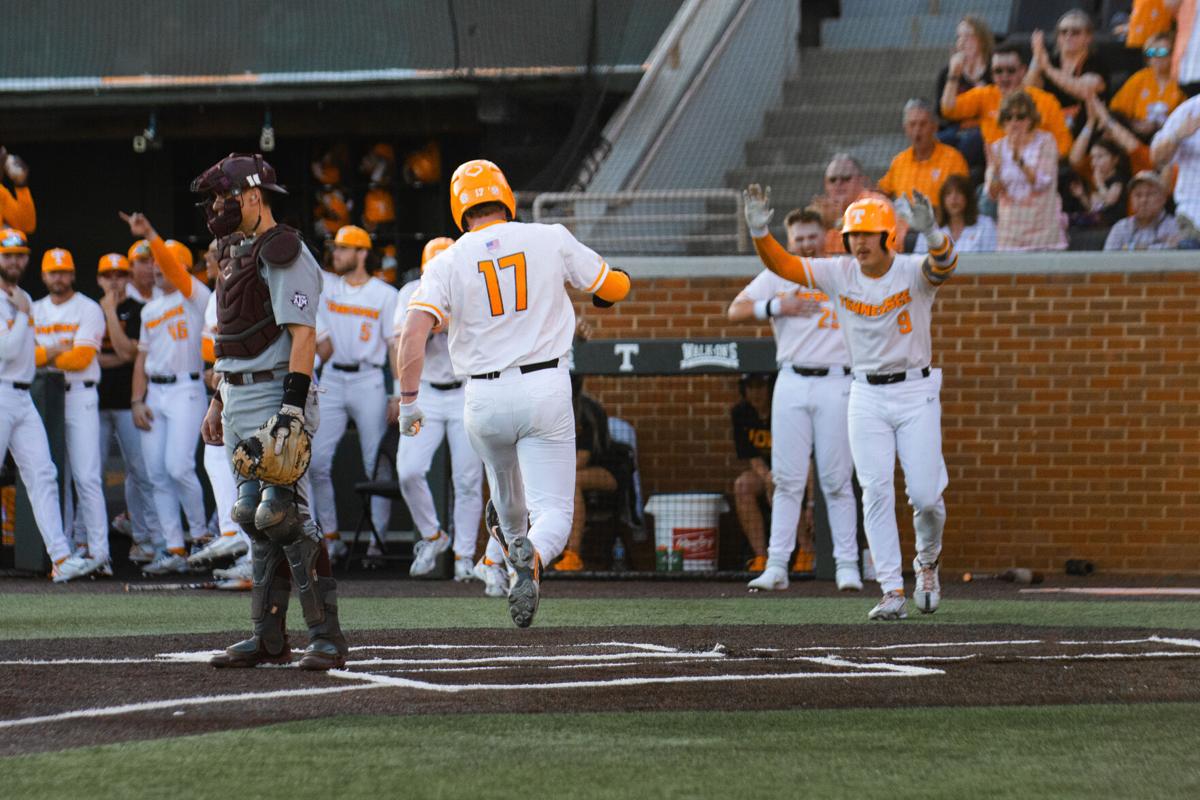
(752, 234, 813, 287)
(0, 186, 36, 234)
(201, 337, 216, 364)
(593, 267, 631, 303)
(53, 345, 97, 371)
(34, 345, 47, 366)
(148, 235, 194, 298)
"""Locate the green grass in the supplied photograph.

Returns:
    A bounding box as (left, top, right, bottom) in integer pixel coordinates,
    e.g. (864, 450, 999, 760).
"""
(5, 704, 1200, 799)
(3, 593, 1199, 640)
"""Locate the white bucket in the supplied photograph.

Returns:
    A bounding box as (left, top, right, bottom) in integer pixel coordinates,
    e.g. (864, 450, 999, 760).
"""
(643, 493, 729, 571)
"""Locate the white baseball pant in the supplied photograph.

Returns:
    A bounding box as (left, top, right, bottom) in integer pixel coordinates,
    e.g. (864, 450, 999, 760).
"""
(396, 381, 483, 557)
(464, 366, 575, 565)
(63, 385, 110, 562)
(309, 367, 391, 538)
(203, 442, 243, 542)
(847, 369, 948, 595)
(0, 384, 72, 562)
(99, 408, 162, 550)
(767, 369, 858, 569)
(140, 378, 208, 551)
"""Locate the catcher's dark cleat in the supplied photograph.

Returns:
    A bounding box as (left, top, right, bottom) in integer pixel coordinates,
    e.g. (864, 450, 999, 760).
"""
(297, 639, 348, 671)
(210, 637, 292, 668)
(507, 536, 541, 629)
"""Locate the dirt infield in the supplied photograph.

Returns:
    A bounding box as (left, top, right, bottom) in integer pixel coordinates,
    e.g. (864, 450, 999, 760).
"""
(3, 622, 1200, 757)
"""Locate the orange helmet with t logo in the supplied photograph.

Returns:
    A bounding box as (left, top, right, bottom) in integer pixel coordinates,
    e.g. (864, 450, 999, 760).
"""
(841, 196, 897, 252)
(421, 236, 455, 272)
(449, 159, 516, 232)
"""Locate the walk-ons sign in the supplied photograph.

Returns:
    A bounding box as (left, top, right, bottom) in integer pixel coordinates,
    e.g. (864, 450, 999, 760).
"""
(571, 339, 776, 375)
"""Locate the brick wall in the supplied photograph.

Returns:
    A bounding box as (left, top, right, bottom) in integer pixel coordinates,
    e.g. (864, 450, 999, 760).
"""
(571, 271, 1200, 575)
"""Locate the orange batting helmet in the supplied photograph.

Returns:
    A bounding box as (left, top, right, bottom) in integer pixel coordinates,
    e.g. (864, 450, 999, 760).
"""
(98, 253, 131, 273)
(841, 196, 897, 253)
(334, 225, 372, 249)
(421, 237, 454, 271)
(42, 248, 75, 272)
(0, 228, 29, 254)
(449, 159, 516, 232)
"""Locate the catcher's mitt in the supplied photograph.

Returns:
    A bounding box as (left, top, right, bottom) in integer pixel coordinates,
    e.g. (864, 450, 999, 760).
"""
(231, 411, 311, 484)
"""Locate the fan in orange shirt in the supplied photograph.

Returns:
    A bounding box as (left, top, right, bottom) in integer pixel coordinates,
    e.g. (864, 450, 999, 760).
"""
(1121, 0, 1177, 49)
(878, 100, 969, 215)
(1110, 33, 1186, 139)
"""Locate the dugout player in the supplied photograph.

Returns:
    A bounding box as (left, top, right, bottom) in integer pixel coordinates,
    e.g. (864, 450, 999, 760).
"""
(195, 153, 348, 669)
(0, 229, 89, 581)
(745, 185, 954, 620)
(398, 159, 631, 627)
(392, 236, 484, 580)
(32, 247, 111, 573)
(310, 224, 398, 563)
(729, 373, 775, 571)
(96, 252, 164, 563)
(728, 208, 862, 592)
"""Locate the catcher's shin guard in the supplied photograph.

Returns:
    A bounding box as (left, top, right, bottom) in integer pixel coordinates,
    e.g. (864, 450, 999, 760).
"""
(211, 536, 290, 667)
(256, 485, 303, 543)
(282, 533, 349, 670)
(231, 480, 262, 527)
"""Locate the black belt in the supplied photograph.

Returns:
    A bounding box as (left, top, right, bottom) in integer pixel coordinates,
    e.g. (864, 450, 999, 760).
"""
(330, 363, 360, 372)
(471, 359, 559, 381)
(430, 381, 463, 390)
(150, 372, 201, 384)
(865, 366, 931, 385)
(64, 381, 97, 391)
(221, 369, 280, 386)
(2, 380, 31, 391)
(792, 366, 852, 377)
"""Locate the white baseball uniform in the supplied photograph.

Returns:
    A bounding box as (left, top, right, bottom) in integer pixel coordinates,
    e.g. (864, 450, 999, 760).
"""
(202, 292, 242, 545)
(32, 292, 110, 562)
(784, 251, 951, 595)
(736, 271, 857, 571)
(0, 288, 72, 563)
(310, 274, 398, 541)
(394, 278, 484, 560)
(410, 221, 616, 564)
(137, 278, 211, 552)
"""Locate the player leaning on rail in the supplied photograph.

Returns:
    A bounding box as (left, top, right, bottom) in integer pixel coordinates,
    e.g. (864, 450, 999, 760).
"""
(744, 185, 956, 621)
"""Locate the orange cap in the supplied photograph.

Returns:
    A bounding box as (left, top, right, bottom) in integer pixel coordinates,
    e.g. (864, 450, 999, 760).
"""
(449, 159, 516, 232)
(333, 225, 372, 249)
(421, 237, 454, 271)
(128, 239, 152, 261)
(41, 248, 75, 272)
(0, 228, 29, 254)
(841, 196, 898, 252)
(165, 239, 194, 269)
(97, 253, 131, 273)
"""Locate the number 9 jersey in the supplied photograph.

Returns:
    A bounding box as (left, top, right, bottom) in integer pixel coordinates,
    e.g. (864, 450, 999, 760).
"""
(410, 221, 613, 375)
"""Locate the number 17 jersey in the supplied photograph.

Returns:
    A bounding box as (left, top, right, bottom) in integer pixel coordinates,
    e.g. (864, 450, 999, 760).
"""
(409, 221, 612, 376)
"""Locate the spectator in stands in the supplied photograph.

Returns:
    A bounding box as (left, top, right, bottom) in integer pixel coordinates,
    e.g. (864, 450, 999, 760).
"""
(1110, 33, 1185, 140)
(912, 174, 997, 253)
(1078, 91, 1163, 179)
(879, 99, 969, 215)
(811, 154, 909, 253)
(1117, 0, 1178, 50)
(1066, 138, 1130, 228)
(1150, 91, 1200, 221)
(985, 91, 1068, 251)
(0, 147, 34, 234)
(936, 16, 996, 167)
(1026, 9, 1112, 131)
(942, 43, 1073, 157)
(1104, 169, 1180, 249)
(730, 373, 773, 571)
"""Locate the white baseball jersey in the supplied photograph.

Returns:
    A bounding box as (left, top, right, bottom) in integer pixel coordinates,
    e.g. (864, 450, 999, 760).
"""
(32, 293, 105, 384)
(395, 279, 457, 384)
(127, 283, 163, 303)
(138, 280, 211, 376)
(801, 254, 936, 373)
(409, 221, 610, 375)
(0, 289, 36, 383)
(739, 270, 850, 368)
(316, 275, 398, 368)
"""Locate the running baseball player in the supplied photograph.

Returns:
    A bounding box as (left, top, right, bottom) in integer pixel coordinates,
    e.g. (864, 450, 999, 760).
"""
(728, 207, 861, 592)
(32, 247, 111, 572)
(393, 236, 485, 580)
(0, 229, 91, 581)
(745, 185, 954, 620)
(309, 224, 398, 563)
(122, 213, 212, 574)
(398, 159, 631, 627)
(96, 252, 163, 563)
(195, 152, 348, 670)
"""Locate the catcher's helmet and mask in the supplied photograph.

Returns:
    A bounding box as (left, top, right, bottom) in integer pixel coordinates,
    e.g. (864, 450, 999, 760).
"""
(191, 153, 288, 238)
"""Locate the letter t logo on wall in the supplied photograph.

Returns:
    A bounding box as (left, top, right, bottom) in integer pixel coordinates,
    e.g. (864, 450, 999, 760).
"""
(614, 343, 640, 373)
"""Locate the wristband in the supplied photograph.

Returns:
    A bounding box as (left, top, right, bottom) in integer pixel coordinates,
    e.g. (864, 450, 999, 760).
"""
(281, 371, 311, 409)
(753, 299, 779, 320)
(399, 390, 419, 398)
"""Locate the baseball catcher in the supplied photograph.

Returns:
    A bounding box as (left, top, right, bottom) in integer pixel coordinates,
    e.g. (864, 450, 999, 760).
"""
(195, 153, 349, 670)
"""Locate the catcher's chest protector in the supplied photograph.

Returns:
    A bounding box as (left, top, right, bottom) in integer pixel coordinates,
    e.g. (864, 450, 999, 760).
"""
(214, 225, 301, 360)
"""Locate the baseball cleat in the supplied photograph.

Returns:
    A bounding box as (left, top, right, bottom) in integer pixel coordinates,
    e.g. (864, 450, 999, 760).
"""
(473, 557, 509, 598)
(551, 549, 584, 572)
(506, 536, 541, 628)
(913, 557, 941, 614)
(745, 555, 767, 572)
(110, 512, 133, 537)
(868, 590, 908, 621)
(92, 560, 113, 578)
(213, 553, 252, 582)
(187, 533, 248, 566)
(454, 555, 477, 582)
(210, 637, 293, 668)
(410, 530, 451, 576)
(51, 554, 97, 583)
(835, 560, 864, 591)
(297, 639, 348, 671)
(484, 500, 507, 557)
(791, 548, 815, 572)
(747, 564, 788, 591)
(142, 551, 189, 576)
(127, 543, 157, 564)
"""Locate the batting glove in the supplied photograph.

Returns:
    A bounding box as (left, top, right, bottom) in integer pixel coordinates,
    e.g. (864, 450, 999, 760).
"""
(271, 404, 306, 455)
(743, 184, 774, 238)
(399, 401, 424, 437)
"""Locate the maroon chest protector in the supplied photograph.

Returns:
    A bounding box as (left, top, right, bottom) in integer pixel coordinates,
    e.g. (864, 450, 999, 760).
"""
(214, 225, 303, 360)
